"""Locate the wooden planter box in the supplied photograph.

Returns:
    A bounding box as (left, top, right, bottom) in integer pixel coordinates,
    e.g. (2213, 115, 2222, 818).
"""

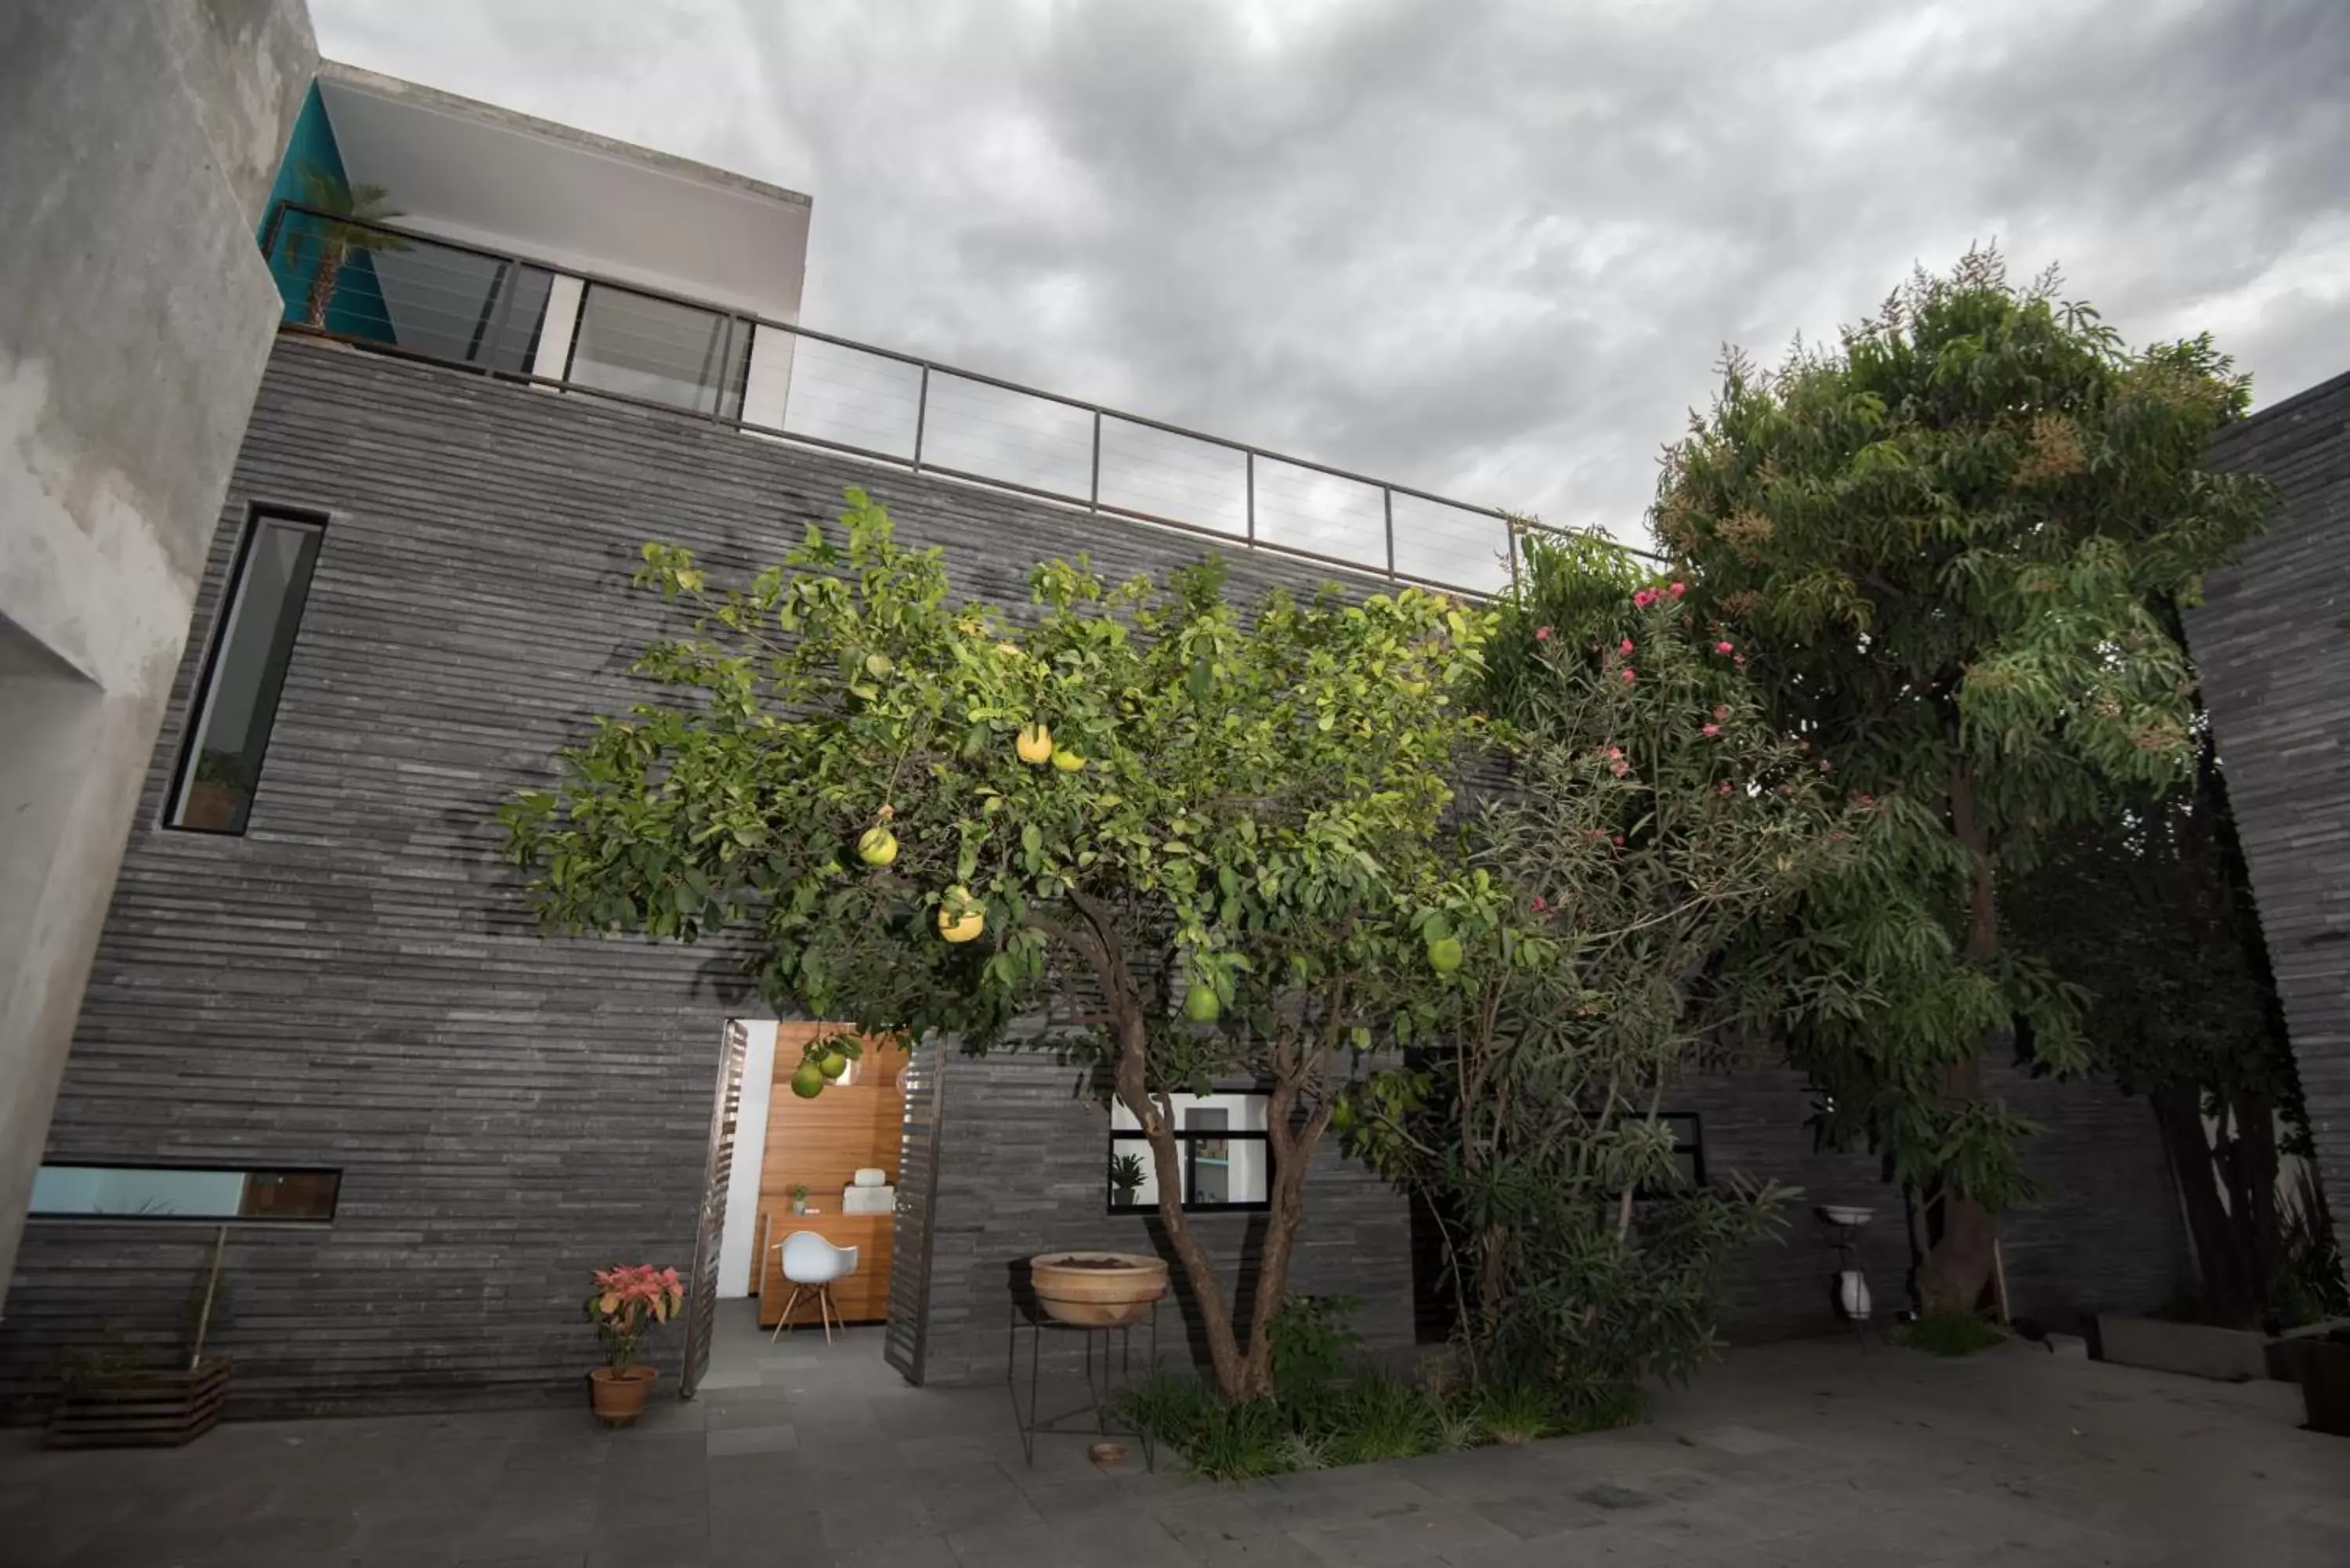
(49, 1360, 231, 1449)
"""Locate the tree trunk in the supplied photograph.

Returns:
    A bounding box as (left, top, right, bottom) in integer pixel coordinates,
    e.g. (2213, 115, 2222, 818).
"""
(1108, 1006, 1249, 1398)
(1918, 763, 2003, 1315)
(1236, 1070, 1330, 1397)
(2153, 1084, 2258, 1323)
(304, 243, 346, 329)
(2230, 1088, 2282, 1302)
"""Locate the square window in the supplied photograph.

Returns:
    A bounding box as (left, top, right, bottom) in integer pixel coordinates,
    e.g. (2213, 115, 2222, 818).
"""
(1108, 1093, 1271, 1213)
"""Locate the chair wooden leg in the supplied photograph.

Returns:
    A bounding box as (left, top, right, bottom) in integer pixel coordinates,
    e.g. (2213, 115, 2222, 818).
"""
(819, 1284, 836, 1344)
(771, 1285, 804, 1342)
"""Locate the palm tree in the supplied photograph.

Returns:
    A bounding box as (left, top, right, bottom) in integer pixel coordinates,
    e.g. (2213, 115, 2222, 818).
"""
(288, 164, 406, 331)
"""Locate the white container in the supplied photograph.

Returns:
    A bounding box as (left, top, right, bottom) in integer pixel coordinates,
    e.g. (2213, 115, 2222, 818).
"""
(1838, 1269, 1872, 1321)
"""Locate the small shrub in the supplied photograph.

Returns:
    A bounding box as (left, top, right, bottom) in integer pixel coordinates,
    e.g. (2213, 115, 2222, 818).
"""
(1269, 1294, 1363, 1404)
(1115, 1371, 1217, 1453)
(1183, 1396, 1291, 1482)
(1431, 1392, 1484, 1452)
(1322, 1369, 1441, 1466)
(1278, 1430, 1331, 1472)
(1904, 1308, 2005, 1357)
(1475, 1380, 1560, 1445)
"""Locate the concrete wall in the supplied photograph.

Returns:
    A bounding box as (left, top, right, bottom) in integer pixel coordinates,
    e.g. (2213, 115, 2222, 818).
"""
(0, 340, 2186, 1415)
(2189, 368, 2350, 1261)
(0, 2, 316, 1297)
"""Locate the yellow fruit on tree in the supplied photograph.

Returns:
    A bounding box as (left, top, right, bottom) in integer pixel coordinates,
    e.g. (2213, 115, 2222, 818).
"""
(857, 826, 899, 866)
(1050, 749, 1085, 772)
(818, 1050, 849, 1080)
(1427, 935, 1464, 974)
(790, 1063, 826, 1099)
(938, 888, 986, 944)
(1016, 724, 1054, 764)
(1184, 985, 1221, 1024)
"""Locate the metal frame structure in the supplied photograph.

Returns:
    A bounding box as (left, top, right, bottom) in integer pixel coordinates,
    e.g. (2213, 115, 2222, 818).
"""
(258, 201, 1662, 600)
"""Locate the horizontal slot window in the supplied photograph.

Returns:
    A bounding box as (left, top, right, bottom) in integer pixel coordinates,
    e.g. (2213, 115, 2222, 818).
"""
(29, 1165, 341, 1223)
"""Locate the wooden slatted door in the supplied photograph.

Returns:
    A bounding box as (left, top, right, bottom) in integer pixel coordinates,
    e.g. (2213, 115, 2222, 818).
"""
(678, 1019, 750, 1401)
(884, 1034, 946, 1385)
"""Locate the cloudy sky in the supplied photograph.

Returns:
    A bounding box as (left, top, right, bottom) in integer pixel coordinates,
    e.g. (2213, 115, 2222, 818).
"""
(312, 0, 2348, 547)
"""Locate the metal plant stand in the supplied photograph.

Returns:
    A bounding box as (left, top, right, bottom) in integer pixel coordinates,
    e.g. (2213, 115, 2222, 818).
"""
(1819, 1206, 1876, 1350)
(1006, 1296, 1159, 1470)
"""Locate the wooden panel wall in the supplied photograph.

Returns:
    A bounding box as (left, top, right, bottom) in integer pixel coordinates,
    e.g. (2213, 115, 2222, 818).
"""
(756, 1024, 906, 1325)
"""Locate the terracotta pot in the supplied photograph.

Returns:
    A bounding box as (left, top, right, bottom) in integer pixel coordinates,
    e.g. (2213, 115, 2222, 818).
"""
(1030, 1251, 1169, 1327)
(588, 1364, 658, 1428)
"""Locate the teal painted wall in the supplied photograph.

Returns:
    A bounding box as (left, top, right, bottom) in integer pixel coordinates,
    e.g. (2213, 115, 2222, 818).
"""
(260, 81, 389, 338)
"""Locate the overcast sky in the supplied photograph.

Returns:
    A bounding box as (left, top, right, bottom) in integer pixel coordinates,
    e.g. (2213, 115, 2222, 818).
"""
(312, 0, 2348, 547)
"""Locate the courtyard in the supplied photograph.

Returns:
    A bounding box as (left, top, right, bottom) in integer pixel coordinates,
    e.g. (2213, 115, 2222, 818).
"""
(5, 1310, 2346, 1568)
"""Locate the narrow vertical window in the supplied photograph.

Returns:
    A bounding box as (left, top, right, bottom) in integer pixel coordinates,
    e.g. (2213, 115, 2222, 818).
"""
(168, 511, 324, 834)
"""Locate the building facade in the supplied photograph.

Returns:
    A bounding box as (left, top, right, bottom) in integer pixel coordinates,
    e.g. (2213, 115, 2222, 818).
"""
(0, 67, 2192, 1416)
(0, 0, 316, 1299)
(2189, 368, 2350, 1263)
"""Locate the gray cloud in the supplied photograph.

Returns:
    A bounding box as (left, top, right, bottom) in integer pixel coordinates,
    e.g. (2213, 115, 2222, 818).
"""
(313, 0, 2350, 546)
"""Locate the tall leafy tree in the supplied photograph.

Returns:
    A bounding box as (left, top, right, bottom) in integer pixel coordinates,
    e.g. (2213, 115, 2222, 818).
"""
(500, 491, 1489, 1400)
(1354, 544, 1853, 1408)
(1654, 250, 2276, 1312)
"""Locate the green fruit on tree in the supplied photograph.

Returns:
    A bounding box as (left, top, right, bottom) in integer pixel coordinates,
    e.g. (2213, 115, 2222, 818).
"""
(818, 1051, 849, 1080)
(1050, 749, 1086, 772)
(790, 1063, 826, 1099)
(938, 887, 985, 944)
(1427, 935, 1464, 974)
(1184, 985, 1221, 1024)
(1331, 1100, 1358, 1133)
(856, 826, 898, 866)
(1016, 724, 1054, 764)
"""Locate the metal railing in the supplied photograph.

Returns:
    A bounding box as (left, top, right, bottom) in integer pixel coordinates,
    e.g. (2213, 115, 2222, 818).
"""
(262, 202, 1650, 596)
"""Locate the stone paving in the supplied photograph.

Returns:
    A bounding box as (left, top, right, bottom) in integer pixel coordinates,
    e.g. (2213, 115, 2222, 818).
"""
(5, 1307, 2348, 1566)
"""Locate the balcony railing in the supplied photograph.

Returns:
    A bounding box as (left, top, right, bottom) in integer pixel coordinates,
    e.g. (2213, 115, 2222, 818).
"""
(262, 202, 1646, 596)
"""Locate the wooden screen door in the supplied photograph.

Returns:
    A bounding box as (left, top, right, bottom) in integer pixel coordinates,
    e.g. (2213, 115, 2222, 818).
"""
(679, 1018, 750, 1400)
(883, 1033, 946, 1385)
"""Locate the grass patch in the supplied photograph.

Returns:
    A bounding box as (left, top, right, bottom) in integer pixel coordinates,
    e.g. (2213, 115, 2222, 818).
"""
(1903, 1308, 2006, 1357)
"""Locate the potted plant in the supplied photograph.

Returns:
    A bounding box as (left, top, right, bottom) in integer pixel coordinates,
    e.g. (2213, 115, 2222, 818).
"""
(1108, 1152, 1146, 1209)
(789, 1183, 809, 1216)
(285, 164, 407, 331)
(584, 1263, 683, 1429)
(1030, 1252, 1169, 1326)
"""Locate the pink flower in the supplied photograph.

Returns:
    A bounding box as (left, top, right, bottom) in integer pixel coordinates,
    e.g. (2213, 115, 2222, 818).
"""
(1734, 654, 1746, 667)
(1619, 637, 1635, 655)
(1633, 588, 1658, 608)
(1606, 746, 1622, 759)
(1715, 641, 1734, 655)
(1531, 895, 1547, 912)
(1611, 834, 1625, 847)
(1669, 581, 1687, 598)
(1818, 759, 1832, 772)
(1717, 782, 1734, 797)
(1610, 759, 1631, 777)
(1621, 667, 1637, 685)
(1535, 625, 1553, 642)
(1713, 704, 1730, 721)
(1702, 724, 1720, 738)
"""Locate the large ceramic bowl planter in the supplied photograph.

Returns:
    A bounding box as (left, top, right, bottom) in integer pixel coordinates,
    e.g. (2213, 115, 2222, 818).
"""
(1030, 1252, 1169, 1326)
(588, 1364, 659, 1428)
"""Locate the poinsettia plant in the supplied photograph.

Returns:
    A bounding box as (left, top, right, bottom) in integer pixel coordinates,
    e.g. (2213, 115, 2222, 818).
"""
(585, 1264, 684, 1371)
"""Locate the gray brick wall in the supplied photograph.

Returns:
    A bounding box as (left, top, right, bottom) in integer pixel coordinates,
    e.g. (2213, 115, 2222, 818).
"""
(2189, 368, 2350, 1260)
(0, 339, 2186, 1418)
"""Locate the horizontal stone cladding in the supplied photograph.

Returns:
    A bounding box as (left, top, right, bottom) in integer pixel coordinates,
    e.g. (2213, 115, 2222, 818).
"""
(2189, 368, 2350, 1260)
(0, 338, 2184, 1416)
